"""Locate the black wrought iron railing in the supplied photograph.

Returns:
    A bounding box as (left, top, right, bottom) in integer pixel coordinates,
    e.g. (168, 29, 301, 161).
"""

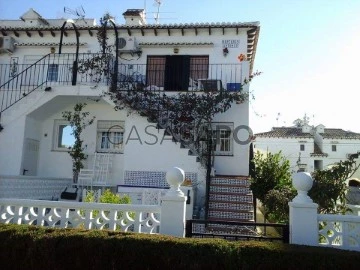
(0, 52, 244, 128)
(185, 219, 289, 243)
(0, 53, 112, 118)
(114, 62, 243, 92)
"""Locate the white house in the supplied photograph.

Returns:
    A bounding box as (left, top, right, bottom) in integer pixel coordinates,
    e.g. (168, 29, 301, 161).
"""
(0, 8, 260, 222)
(254, 124, 360, 173)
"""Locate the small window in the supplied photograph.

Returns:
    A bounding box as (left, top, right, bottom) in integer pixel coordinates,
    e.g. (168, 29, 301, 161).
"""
(211, 123, 234, 156)
(332, 145, 337, 152)
(53, 120, 75, 151)
(300, 144, 305, 151)
(97, 120, 125, 153)
(47, 64, 59, 82)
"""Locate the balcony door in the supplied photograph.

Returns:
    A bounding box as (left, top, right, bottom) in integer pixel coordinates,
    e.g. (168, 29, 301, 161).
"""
(164, 55, 190, 91)
(147, 55, 209, 91)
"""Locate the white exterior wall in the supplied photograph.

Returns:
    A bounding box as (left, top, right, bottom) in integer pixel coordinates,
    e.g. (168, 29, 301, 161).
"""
(0, 12, 254, 190)
(254, 137, 314, 172)
(322, 138, 360, 168)
(0, 115, 26, 175)
(36, 99, 126, 182)
(255, 134, 360, 173)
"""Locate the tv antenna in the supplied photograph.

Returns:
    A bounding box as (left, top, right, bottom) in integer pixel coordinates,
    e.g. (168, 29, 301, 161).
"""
(64, 5, 87, 24)
(144, 0, 176, 24)
(153, 0, 162, 25)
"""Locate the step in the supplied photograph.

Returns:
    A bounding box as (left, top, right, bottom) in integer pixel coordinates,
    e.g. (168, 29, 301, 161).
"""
(207, 217, 255, 223)
(208, 210, 254, 221)
(211, 176, 251, 186)
(208, 208, 253, 214)
(209, 201, 253, 211)
(209, 185, 251, 194)
(209, 193, 253, 203)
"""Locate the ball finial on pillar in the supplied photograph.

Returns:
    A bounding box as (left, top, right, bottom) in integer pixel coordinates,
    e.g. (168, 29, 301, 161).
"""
(292, 172, 314, 203)
(166, 167, 185, 196)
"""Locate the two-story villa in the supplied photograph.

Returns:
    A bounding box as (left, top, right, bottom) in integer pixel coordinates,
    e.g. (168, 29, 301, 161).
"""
(0, 8, 260, 222)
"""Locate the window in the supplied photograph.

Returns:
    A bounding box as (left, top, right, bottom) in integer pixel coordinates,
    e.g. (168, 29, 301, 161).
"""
(53, 120, 75, 151)
(211, 123, 233, 156)
(47, 64, 59, 82)
(146, 55, 209, 90)
(332, 145, 337, 152)
(97, 121, 125, 153)
(300, 144, 305, 151)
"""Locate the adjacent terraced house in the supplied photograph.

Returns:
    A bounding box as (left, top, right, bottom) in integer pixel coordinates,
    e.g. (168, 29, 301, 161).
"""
(254, 123, 360, 173)
(0, 8, 260, 222)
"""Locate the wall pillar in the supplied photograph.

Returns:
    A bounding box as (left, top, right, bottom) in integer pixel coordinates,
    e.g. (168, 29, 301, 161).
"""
(159, 167, 187, 237)
(289, 172, 318, 246)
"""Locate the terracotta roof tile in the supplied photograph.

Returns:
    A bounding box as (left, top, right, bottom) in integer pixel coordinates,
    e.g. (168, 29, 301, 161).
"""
(255, 127, 360, 140)
(322, 128, 360, 139)
(255, 127, 313, 138)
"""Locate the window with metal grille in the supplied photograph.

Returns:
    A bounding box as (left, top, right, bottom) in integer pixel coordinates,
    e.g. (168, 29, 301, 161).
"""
(146, 55, 209, 90)
(211, 123, 234, 156)
(97, 120, 125, 153)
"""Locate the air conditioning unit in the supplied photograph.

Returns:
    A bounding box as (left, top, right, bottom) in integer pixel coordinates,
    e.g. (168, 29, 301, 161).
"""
(117, 37, 138, 52)
(0, 36, 16, 54)
(198, 79, 222, 92)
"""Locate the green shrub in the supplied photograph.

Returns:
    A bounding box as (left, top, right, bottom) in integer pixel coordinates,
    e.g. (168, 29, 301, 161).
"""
(250, 151, 295, 223)
(99, 189, 131, 204)
(83, 189, 134, 228)
(84, 189, 131, 204)
(0, 223, 359, 270)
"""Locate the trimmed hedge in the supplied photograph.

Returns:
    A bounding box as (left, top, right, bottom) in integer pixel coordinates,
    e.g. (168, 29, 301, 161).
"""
(0, 223, 359, 269)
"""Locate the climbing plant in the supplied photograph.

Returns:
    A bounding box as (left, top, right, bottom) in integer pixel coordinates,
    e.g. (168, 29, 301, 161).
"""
(62, 102, 95, 183)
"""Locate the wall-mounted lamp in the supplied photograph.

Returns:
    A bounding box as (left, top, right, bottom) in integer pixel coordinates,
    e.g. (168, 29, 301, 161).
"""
(174, 48, 179, 54)
(44, 86, 52, 92)
(223, 47, 229, 57)
(50, 47, 56, 54)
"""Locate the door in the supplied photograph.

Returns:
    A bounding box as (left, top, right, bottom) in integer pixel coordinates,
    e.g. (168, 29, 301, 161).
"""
(164, 55, 190, 91)
(21, 138, 39, 176)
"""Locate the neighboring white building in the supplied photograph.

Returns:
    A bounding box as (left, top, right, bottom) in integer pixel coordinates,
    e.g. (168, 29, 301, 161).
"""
(254, 124, 360, 173)
(0, 8, 260, 221)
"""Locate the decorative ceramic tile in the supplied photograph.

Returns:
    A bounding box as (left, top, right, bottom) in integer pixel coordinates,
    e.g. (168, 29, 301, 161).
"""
(124, 170, 197, 188)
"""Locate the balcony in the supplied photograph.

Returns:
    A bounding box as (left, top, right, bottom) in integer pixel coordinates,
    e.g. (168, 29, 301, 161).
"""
(0, 53, 245, 90)
(0, 53, 246, 115)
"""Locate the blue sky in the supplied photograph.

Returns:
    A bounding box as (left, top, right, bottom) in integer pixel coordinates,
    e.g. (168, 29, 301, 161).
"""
(1, 0, 360, 133)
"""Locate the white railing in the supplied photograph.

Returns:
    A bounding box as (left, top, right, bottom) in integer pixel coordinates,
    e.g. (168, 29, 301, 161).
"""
(0, 199, 161, 234)
(289, 172, 360, 252)
(318, 214, 360, 251)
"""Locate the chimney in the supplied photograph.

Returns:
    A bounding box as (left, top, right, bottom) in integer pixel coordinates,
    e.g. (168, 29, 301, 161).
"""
(123, 9, 146, 26)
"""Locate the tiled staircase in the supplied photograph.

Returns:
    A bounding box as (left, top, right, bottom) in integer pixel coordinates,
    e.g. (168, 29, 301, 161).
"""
(207, 175, 255, 235)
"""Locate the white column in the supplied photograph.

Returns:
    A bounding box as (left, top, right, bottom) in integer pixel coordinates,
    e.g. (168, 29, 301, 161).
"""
(159, 167, 187, 237)
(288, 172, 319, 246)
